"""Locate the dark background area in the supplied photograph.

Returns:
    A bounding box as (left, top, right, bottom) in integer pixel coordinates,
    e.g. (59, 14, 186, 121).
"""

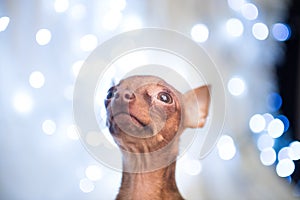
(276, 0, 300, 184)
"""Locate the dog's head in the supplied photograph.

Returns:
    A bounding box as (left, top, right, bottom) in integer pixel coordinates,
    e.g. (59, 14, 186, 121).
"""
(104, 75, 210, 153)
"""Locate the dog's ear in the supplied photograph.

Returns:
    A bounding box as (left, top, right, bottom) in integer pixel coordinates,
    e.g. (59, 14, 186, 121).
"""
(183, 85, 211, 128)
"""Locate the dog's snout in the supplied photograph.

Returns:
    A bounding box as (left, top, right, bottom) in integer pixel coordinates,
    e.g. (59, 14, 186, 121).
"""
(114, 89, 135, 102)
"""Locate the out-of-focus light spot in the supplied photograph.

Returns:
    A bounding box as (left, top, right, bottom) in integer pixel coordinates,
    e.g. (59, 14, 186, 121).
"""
(102, 10, 123, 31)
(182, 159, 202, 175)
(260, 148, 276, 166)
(249, 114, 266, 133)
(262, 113, 274, 130)
(267, 118, 284, 138)
(109, 0, 127, 11)
(267, 92, 282, 112)
(79, 178, 95, 193)
(72, 60, 84, 77)
(29, 71, 45, 89)
(241, 3, 258, 20)
(191, 24, 209, 43)
(42, 120, 56, 135)
(121, 15, 143, 31)
(217, 135, 236, 160)
(67, 124, 79, 140)
(226, 18, 244, 37)
(54, 0, 69, 13)
(276, 159, 295, 177)
(257, 134, 274, 151)
(13, 92, 33, 113)
(36, 29, 52, 46)
(227, 0, 246, 11)
(289, 141, 300, 160)
(277, 115, 289, 132)
(69, 4, 86, 20)
(227, 77, 246, 96)
(86, 131, 102, 146)
(80, 34, 98, 52)
(272, 23, 291, 42)
(85, 165, 102, 181)
(278, 147, 292, 161)
(0, 16, 10, 32)
(252, 23, 269, 40)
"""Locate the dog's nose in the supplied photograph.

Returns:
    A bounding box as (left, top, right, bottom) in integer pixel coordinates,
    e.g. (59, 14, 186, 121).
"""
(116, 90, 135, 102)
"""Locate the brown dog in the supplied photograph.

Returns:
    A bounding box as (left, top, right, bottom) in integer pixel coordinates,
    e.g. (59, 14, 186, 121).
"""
(105, 75, 210, 200)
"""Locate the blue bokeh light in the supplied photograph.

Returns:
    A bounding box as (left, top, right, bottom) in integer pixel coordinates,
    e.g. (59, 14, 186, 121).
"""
(267, 92, 282, 112)
(272, 23, 291, 42)
(277, 115, 290, 132)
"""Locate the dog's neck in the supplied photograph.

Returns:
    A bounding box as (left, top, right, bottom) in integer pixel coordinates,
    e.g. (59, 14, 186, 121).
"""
(117, 162, 183, 200)
(116, 139, 184, 200)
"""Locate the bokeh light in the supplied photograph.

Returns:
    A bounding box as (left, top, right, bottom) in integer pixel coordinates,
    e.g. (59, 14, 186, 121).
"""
(227, 77, 246, 96)
(191, 24, 209, 43)
(121, 15, 143, 31)
(42, 120, 56, 135)
(272, 23, 291, 42)
(72, 60, 84, 77)
(267, 118, 284, 138)
(241, 3, 258, 20)
(252, 22, 269, 40)
(227, 0, 246, 11)
(109, 0, 127, 11)
(267, 92, 282, 112)
(13, 92, 33, 113)
(276, 159, 295, 177)
(0, 16, 10, 32)
(262, 113, 274, 131)
(79, 178, 95, 193)
(69, 4, 86, 20)
(277, 115, 290, 132)
(260, 148, 276, 166)
(80, 34, 98, 52)
(249, 114, 266, 133)
(217, 135, 236, 160)
(85, 165, 103, 181)
(36, 29, 52, 46)
(226, 18, 244, 37)
(278, 147, 292, 161)
(257, 134, 274, 151)
(29, 71, 45, 89)
(102, 10, 123, 31)
(54, 0, 69, 13)
(289, 141, 300, 160)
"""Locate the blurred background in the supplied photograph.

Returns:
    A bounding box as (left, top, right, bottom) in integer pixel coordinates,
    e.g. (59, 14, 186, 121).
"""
(1, 0, 300, 199)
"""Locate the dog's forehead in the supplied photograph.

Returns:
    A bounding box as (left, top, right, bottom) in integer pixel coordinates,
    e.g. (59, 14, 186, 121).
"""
(119, 75, 177, 91)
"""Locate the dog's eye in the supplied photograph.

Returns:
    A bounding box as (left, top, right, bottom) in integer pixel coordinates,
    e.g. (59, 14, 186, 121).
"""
(157, 92, 173, 104)
(106, 87, 115, 99)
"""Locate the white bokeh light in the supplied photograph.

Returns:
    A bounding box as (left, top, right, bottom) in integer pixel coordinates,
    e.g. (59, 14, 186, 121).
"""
(13, 92, 33, 113)
(226, 18, 244, 37)
(85, 165, 103, 181)
(54, 0, 69, 13)
(69, 4, 86, 20)
(252, 23, 269, 40)
(72, 60, 84, 77)
(260, 148, 276, 166)
(227, 0, 246, 11)
(80, 34, 98, 52)
(79, 178, 95, 193)
(227, 77, 246, 96)
(262, 113, 274, 130)
(0, 16, 10, 32)
(102, 10, 123, 31)
(289, 141, 300, 160)
(249, 114, 266, 133)
(29, 71, 45, 89)
(267, 118, 284, 138)
(278, 147, 292, 161)
(42, 120, 56, 135)
(217, 135, 236, 160)
(191, 24, 209, 43)
(257, 134, 274, 151)
(276, 159, 295, 177)
(241, 3, 258, 20)
(67, 124, 79, 140)
(36, 29, 52, 46)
